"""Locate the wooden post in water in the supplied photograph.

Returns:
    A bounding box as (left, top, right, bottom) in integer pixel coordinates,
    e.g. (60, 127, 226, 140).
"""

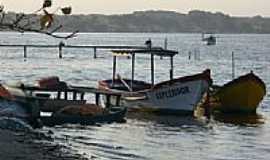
(188, 51, 191, 60)
(93, 47, 97, 59)
(59, 44, 63, 59)
(232, 51, 235, 79)
(164, 37, 168, 50)
(160, 38, 168, 60)
(170, 55, 174, 80)
(23, 45, 27, 58)
(58, 42, 65, 59)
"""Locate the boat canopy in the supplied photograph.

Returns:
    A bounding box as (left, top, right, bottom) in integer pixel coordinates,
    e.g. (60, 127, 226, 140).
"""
(110, 48, 178, 86)
(111, 48, 178, 57)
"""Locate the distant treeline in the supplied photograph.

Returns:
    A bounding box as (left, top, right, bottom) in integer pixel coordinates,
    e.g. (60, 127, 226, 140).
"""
(4, 10, 270, 33)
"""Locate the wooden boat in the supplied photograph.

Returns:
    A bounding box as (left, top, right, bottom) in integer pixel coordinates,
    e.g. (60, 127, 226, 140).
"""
(208, 71, 266, 113)
(4, 79, 127, 126)
(98, 44, 212, 114)
(4, 77, 87, 113)
(39, 86, 126, 126)
(0, 77, 127, 126)
(41, 105, 127, 126)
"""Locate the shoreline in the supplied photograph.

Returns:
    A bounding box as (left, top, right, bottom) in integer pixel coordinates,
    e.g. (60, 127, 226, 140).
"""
(0, 129, 88, 160)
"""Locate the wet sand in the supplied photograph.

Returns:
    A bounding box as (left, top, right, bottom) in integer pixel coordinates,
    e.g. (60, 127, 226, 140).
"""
(0, 129, 88, 160)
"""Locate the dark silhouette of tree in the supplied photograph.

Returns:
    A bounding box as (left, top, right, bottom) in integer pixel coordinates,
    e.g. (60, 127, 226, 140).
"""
(0, 0, 78, 39)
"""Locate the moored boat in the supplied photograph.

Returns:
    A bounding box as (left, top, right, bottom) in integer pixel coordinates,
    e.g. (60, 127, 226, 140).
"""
(38, 86, 127, 126)
(3, 78, 127, 126)
(208, 71, 266, 113)
(4, 77, 87, 113)
(100, 70, 211, 115)
(98, 44, 212, 114)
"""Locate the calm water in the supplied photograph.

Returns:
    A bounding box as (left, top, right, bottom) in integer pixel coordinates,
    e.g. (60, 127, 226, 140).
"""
(0, 32, 269, 160)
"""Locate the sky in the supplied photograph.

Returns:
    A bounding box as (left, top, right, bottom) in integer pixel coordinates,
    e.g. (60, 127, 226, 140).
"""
(0, 0, 270, 17)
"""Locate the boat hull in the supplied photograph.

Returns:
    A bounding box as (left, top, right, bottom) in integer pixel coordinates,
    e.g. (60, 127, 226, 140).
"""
(210, 72, 266, 113)
(38, 98, 86, 112)
(41, 107, 127, 126)
(122, 80, 209, 113)
(99, 70, 211, 113)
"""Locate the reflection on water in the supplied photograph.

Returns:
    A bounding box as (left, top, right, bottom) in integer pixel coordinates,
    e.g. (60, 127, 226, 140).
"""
(130, 111, 266, 127)
(212, 113, 265, 126)
(46, 112, 266, 160)
(127, 112, 207, 128)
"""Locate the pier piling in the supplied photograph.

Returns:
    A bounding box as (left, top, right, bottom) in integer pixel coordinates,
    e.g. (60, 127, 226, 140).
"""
(23, 45, 27, 58)
(0, 44, 148, 59)
(93, 47, 97, 59)
(58, 43, 63, 59)
(232, 51, 235, 79)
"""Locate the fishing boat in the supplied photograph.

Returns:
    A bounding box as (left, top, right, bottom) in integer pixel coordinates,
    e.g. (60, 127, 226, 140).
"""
(98, 44, 212, 114)
(208, 71, 266, 113)
(4, 76, 87, 113)
(39, 86, 127, 126)
(3, 78, 127, 126)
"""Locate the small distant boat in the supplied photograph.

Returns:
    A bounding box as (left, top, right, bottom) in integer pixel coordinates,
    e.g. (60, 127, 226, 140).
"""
(202, 33, 216, 45)
(208, 71, 266, 113)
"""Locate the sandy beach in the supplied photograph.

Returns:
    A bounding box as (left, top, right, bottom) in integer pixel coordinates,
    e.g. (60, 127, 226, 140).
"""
(0, 129, 88, 160)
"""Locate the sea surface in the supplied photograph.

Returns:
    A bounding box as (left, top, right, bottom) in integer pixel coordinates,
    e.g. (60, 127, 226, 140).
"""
(0, 32, 269, 160)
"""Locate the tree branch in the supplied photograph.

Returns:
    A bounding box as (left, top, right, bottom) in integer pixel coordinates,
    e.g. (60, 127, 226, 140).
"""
(0, 2, 77, 39)
(0, 20, 78, 39)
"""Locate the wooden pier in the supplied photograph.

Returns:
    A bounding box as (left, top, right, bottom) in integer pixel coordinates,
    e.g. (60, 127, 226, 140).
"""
(0, 43, 148, 59)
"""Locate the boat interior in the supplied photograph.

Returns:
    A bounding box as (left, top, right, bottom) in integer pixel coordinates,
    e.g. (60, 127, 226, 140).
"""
(101, 79, 152, 92)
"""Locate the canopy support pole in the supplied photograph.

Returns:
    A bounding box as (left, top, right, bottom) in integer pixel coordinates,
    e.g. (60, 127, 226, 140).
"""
(131, 53, 135, 90)
(112, 56, 117, 86)
(232, 51, 235, 79)
(151, 53, 155, 86)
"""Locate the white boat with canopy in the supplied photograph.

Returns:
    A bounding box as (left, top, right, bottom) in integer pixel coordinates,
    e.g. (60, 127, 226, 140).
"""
(98, 41, 212, 114)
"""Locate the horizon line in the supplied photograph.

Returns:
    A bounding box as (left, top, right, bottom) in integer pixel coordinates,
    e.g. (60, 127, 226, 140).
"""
(4, 9, 270, 18)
